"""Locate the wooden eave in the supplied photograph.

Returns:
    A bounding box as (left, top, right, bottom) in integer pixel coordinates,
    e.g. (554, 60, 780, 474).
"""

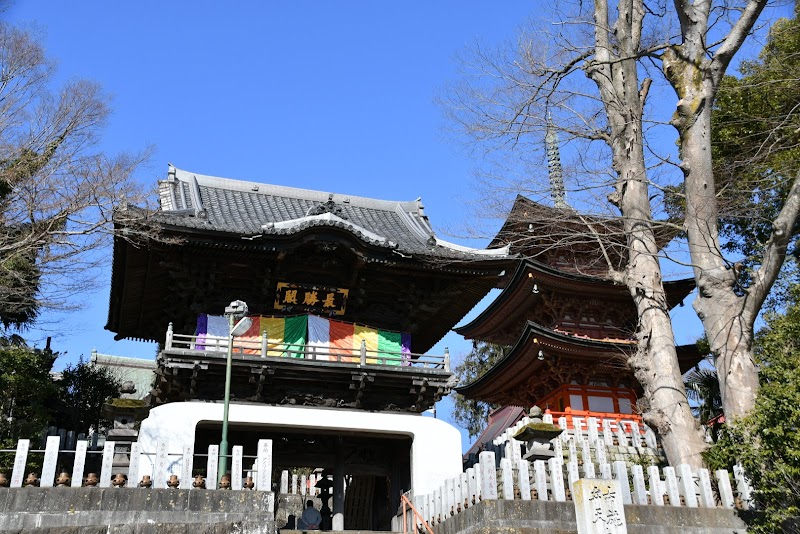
(106, 224, 513, 352)
(456, 320, 702, 406)
(455, 259, 695, 341)
(455, 321, 636, 405)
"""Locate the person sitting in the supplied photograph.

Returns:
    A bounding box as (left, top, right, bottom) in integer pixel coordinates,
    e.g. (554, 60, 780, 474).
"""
(297, 500, 322, 530)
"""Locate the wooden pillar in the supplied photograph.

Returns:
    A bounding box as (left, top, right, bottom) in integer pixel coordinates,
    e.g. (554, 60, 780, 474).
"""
(333, 437, 345, 530)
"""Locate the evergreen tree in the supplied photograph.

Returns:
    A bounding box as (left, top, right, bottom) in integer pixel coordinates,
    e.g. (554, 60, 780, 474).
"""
(451, 342, 506, 438)
(706, 284, 800, 532)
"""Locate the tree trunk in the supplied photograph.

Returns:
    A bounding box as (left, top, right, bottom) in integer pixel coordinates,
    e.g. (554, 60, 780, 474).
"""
(617, 135, 708, 468)
(586, 0, 708, 467)
(673, 79, 760, 421)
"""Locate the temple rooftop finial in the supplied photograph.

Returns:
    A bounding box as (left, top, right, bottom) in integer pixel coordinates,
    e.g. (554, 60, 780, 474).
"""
(546, 113, 568, 210)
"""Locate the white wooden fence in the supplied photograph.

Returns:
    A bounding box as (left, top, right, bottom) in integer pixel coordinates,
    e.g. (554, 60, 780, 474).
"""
(399, 450, 754, 531)
(477, 413, 660, 468)
(3, 437, 273, 491)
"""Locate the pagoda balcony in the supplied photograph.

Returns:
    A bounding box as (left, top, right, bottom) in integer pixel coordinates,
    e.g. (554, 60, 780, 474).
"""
(154, 323, 453, 413)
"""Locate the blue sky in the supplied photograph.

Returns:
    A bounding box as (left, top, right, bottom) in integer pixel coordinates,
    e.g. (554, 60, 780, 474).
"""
(6, 1, 726, 451)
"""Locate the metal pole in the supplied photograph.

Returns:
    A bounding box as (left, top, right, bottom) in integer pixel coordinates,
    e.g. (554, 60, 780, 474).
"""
(218, 313, 235, 482)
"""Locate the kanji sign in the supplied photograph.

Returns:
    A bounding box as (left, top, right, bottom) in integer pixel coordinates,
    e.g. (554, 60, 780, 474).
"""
(274, 282, 348, 315)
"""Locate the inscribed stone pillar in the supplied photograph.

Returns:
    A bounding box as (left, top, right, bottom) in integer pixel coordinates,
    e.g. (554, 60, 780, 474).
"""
(573, 479, 628, 534)
(478, 451, 498, 500)
(612, 461, 631, 505)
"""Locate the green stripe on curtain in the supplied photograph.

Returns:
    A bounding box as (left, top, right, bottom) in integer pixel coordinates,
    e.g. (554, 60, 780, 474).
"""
(378, 329, 402, 365)
(284, 315, 308, 358)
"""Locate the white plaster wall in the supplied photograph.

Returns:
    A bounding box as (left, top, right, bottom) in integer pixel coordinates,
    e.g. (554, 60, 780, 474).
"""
(136, 401, 462, 495)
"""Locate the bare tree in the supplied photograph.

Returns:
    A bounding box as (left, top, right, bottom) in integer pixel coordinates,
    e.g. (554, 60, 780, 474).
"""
(0, 22, 153, 329)
(444, 0, 790, 467)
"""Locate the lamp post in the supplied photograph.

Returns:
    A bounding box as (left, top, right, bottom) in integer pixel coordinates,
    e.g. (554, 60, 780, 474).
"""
(219, 300, 251, 483)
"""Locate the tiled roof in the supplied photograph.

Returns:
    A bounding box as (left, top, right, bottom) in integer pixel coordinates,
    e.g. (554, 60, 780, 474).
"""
(154, 165, 510, 260)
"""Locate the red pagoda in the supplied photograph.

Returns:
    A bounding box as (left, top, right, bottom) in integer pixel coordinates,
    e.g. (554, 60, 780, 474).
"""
(456, 130, 701, 435)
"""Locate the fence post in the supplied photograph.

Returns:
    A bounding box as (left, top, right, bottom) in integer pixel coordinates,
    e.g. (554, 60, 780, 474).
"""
(534, 460, 548, 501)
(518, 459, 531, 501)
(595, 439, 607, 464)
(631, 465, 648, 505)
(612, 461, 632, 505)
(568, 439, 578, 465)
(206, 444, 219, 490)
(459, 472, 468, 509)
(599, 462, 612, 480)
(663, 466, 681, 507)
(360, 340, 367, 365)
(587, 417, 599, 444)
(99, 440, 116, 488)
(166, 322, 174, 349)
(127, 442, 140, 487)
(697, 468, 715, 508)
(580, 437, 592, 467)
(677, 464, 698, 508)
(715, 469, 735, 509)
(231, 445, 243, 490)
(154, 441, 169, 489)
(648, 465, 664, 506)
(733, 464, 753, 510)
(567, 461, 580, 496)
(479, 451, 498, 500)
(256, 439, 272, 491)
(444, 347, 450, 372)
(41, 435, 61, 488)
(72, 440, 88, 488)
(280, 470, 289, 493)
(548, 457, 566, 502)
(10, 439, 29, 488)
(500, 458, 514, 500)
(180, 445, 194, 489)
(466, 467, 477, 504)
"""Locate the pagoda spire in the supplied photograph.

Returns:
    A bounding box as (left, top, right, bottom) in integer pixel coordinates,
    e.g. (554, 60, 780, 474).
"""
(545, 114, 568, 209)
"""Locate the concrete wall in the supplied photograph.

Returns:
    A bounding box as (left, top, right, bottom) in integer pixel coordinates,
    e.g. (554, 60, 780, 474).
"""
(137, 402, 463, 495)
(430, 499, 748, 534)
(0, 487, 275, 533)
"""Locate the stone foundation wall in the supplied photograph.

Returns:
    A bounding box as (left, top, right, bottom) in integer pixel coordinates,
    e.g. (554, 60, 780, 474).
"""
(430, 499, 748, 534)
(0, 487, 275, 533)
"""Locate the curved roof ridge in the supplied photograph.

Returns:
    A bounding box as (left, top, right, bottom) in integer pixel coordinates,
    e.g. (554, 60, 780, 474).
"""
(434, 237, 511, 257)
(169, 164, 422, 213)
(260, 213, 396, 247)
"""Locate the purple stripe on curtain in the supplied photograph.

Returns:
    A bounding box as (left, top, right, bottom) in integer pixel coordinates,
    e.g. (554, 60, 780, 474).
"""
(195, 314, 208, 349)
(401, 332, 412, 366)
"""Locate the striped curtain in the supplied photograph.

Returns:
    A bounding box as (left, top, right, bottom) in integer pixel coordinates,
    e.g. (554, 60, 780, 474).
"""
(195, 313, 409, 364)
(309, 315, 407, 365)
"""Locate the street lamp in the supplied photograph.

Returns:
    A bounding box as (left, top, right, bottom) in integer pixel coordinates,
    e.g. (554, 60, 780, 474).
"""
(218, 300, 252, 483)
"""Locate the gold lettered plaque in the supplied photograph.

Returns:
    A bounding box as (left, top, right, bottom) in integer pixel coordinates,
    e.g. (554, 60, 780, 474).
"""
(274, 282, 349, 315)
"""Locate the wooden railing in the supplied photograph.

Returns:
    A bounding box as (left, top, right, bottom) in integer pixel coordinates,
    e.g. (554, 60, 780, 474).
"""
(164, 323, 450, 372)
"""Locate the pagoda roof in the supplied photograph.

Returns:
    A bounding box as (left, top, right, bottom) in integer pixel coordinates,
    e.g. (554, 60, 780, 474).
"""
(490, 195, 678, 271)
(455, 320, 702, 406)
(154, 164, 510, 261)
(455, 259, 695, 341)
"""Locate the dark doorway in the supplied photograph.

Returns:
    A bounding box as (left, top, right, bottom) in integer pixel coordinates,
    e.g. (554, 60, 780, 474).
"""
(195, 422, 411, 531)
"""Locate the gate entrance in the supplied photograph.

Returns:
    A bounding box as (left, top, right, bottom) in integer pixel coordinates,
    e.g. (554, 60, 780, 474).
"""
(195, 423, 411, 530)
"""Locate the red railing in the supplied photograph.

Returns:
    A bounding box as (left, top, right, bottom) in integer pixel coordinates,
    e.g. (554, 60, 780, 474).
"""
(545, 407, 644, 434)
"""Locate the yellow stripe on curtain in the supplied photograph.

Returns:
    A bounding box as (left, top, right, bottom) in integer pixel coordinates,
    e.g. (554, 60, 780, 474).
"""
(261, 317, 287, 357)
(354, 325, 379, 364)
